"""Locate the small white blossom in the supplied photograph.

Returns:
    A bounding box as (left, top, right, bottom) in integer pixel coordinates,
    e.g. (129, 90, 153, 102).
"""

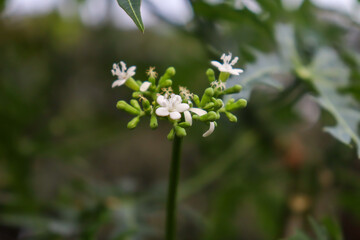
(184, 108, 215, 137)
(111, 61, 136, 88)
(156, 94, 190, 120)
(140, 81, 151, 92)
(211, 53, 244, 75)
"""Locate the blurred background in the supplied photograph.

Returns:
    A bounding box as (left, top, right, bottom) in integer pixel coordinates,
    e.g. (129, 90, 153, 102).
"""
(1, 0, 360, 239)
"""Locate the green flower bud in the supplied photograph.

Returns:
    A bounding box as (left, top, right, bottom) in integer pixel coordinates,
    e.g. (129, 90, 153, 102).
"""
(132, 92, 142, 98)
(117, 101, 140, 115)
(200, 87, 214, 107)
(203, 102, 215, 110)
(206, 68, 215, 83)
(130, 99, 141, 110)
(127, 116, 140, 129)
(174, 126, 187, 137)
(142, 98, 151, 113)
(159, 67, 176, 86)
(219, 72, 230, 82)
(225, 111, 237, 122)
(223, 85, 242, 95)
(150, 114, 158, 129)
(165, 67, 176, 77)
(179, 122, 191, 128)
(193, 94, 200, 106)
(225, 99, 247, 111)
(125, 77, 140, 91)
(199, 111, 217, 121)
(167, 128, 175, 140)
(159, 79, 173, 88)
(213, 99, 224, 110)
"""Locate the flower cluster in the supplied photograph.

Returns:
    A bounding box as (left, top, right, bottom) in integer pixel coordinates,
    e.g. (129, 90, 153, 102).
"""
(111, 53, 247, 139)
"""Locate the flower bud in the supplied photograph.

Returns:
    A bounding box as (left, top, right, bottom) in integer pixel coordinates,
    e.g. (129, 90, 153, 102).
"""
(199, 111, 217, 121)
(200, 87, 214, 107)
(213, 99, 224, 110)
(203, 102, 215, 110)
(225, 99, 247, 111)
(167, 128, 175, 140)
(179, 122, 191, 128)
(125, 77, 140, 91)
(175, 126, 187, 137)
(117, 101, 140, 115)
(225, 111, 237, 122)
(159, 67, 176, 86)
(206, 68, 215, 83)
(150, 114, 158, 129)
(130, 99, 141, 110)
(132, 92, 142, 98)
(127, 116, 140, 129)
(142, 98, 151, 113)
(223, 85, 242, 95)
(159, 79, 173, 88)
(193, 94, 200, 106)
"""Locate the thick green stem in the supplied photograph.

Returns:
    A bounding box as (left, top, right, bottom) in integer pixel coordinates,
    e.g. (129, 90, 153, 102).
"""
(166, 135, 183, 240)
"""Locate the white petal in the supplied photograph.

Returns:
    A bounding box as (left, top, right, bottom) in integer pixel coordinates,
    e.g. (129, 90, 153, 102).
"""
(184, 111, 192, 126)
(229, 68, 244, 75)
(112, 79, 126, 88)
(127, 66, 136, 77)
(170, 111, 181, 120)
(120, 61, 127, 71)
(156, 107, 170, 117)
(140, 81, 151, 92)
(202, 122, 215, 137)
(211, 61, 223, 69)
(157, 95, 167, 107)
(230, 56, 239, 65)
(173, 95, 182, 105)
(189, 108, 207, 116)
(175, 103, 190, 112)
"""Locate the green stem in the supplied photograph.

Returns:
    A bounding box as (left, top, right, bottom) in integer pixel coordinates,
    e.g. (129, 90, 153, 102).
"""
(166, 135, 183, 240)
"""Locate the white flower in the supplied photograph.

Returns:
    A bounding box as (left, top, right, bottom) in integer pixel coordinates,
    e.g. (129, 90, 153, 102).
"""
(140, 81, 151, 92)
(211, 53, 244, 75)
(155, 94, 190, 120)
(111, 61, 136, 88)
(184, 108, 215, 137)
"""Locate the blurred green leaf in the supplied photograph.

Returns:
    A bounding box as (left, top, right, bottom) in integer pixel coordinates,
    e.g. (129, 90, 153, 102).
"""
(227, 51, 285, 100)
(309, 48, 360, 158)
(116, 0, 144, 33)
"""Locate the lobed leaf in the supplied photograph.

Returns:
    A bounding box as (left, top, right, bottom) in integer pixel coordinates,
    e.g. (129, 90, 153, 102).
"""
(309, 48, 360, 158)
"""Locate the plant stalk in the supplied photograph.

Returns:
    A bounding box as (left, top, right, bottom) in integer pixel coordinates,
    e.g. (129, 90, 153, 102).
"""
(166, 135, 183, 240)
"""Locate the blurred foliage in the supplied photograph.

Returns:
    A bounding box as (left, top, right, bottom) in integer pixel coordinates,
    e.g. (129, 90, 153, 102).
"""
(0, 0, 360, 239)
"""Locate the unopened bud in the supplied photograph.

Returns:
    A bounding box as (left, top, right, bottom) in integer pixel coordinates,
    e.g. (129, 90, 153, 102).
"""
(117, 101, 140, 115)
(225, 99, 247, 111)
(130, 99, 141, 110)
(167, 128, 175, 140)
(199, 111, 217, 121)
(225, 111, 237, 122)
(206, 68, 215, 83)
(223, 85, 242, 95)
(174, 126, 186, 137)
(150, 114, 158, 129)
(200, 88, 214, 107)
(127, 116, 140, 129)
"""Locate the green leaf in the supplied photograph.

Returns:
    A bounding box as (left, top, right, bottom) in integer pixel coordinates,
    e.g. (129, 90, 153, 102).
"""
(309, 217, 328, 240)
(227, 51, 285, 100)
(309, 48, 360, 158)
(116, 0, 144, 33)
